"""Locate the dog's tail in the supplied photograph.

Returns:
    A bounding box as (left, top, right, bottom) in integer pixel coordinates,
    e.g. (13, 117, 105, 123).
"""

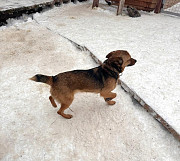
(30, 74, 53, 86)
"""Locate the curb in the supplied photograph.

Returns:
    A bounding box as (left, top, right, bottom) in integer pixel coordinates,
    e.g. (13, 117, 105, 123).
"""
(0, 1, 55, 26)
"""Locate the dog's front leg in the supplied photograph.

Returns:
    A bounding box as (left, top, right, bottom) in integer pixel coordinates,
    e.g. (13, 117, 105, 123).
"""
(100, 92, 117, 105)
(57, 103, 73, 119)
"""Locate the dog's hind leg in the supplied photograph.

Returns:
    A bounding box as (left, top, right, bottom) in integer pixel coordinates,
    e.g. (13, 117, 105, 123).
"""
(100, 92, 117, 105)
(57, 95, 74, 119)
(49, 96, 57, 108)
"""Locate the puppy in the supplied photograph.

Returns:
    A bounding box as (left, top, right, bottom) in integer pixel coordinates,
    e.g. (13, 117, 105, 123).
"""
(30, 50, 136, 119)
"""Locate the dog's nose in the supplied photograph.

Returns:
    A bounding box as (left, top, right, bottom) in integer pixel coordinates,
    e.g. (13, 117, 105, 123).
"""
(131, 58, 137, 65)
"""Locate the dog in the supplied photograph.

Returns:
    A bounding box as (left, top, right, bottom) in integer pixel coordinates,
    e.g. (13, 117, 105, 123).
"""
(30, 50, 136, 119)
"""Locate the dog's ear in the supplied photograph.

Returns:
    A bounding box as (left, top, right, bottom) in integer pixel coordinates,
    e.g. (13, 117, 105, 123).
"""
(106, 51, 116, 58)
(106, 50, 128, 59)
(111, 57, 123, 73)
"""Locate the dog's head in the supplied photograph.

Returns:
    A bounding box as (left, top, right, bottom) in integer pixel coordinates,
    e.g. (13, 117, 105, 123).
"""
(104, 50, 137, 73)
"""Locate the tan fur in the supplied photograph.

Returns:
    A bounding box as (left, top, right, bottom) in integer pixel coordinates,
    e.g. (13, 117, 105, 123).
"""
(30, 50, 136, 119)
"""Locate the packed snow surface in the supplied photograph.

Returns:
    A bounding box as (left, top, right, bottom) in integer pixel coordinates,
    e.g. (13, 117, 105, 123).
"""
(1, 1, 180, 160)
(33, 1, 180, 134)
(0, 19, 180, 160)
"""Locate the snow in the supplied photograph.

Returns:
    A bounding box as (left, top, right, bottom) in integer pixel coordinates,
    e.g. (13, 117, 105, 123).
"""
(0, 1, 180, 160)
(33, 1, 180, 135)
(165, 2, 180, 14)
(0, 20, 180, 161)
(0, 0, 53, 11)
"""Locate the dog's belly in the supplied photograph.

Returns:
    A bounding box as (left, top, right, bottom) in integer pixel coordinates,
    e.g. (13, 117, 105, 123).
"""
(74, 88, 100, 94)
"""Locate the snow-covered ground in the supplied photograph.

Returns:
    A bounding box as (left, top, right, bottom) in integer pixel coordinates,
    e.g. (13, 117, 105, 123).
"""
(0, 0, 53, 11)
(0, 19, 180, 161)
(33, 1, 180, 135)
(165, 2, 180, 14)
(1, 0, 180, 160)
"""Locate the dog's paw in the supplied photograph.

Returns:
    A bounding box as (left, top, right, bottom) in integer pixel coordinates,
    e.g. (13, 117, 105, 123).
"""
(57, 111, 73, 119)
(64, 114, 73, 119)
(107, 100, 116, 105)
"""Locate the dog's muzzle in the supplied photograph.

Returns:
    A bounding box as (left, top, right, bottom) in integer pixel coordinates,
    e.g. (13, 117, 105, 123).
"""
(128, 58, 137, 66)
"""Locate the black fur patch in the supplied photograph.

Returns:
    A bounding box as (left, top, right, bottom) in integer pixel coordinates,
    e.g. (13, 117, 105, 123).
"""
(104, 67, 119, 80)
(105, 98, 112, 101)
(111, 63, 122, 73)
(67, 68, 105, 89)
(87, 67, 105, 88)
(35, 74, 48, 83)
(36, 74, 43, 82)
(52, 75, 58, 82)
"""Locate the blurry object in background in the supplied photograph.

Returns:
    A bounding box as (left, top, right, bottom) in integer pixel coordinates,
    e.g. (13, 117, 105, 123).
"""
(127, 6, 141, 17)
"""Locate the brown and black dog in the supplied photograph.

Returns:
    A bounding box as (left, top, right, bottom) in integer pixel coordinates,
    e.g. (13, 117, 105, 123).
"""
(30, 50, 136, 119)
